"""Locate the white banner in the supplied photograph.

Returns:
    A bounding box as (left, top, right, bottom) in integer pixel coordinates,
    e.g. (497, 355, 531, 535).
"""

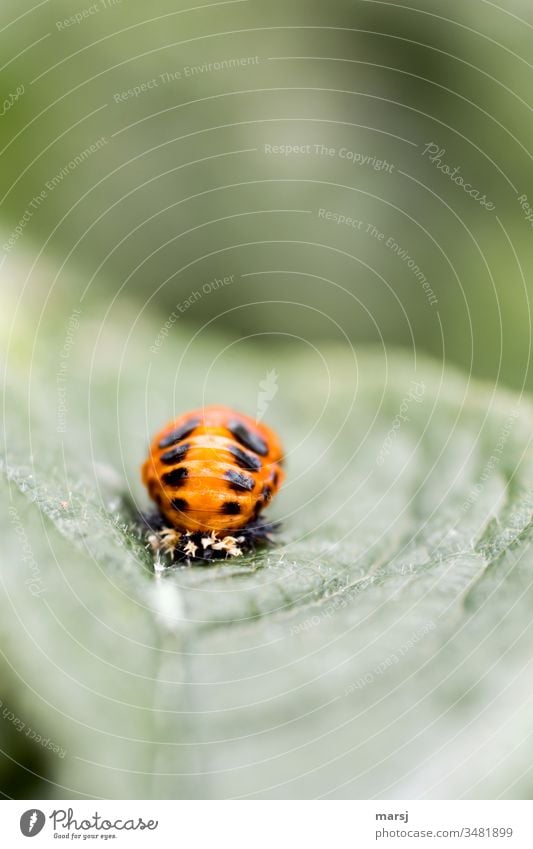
(1, 800, 532, 848)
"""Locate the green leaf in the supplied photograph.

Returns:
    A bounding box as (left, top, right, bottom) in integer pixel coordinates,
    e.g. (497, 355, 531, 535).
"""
(1, 308, 532, 799)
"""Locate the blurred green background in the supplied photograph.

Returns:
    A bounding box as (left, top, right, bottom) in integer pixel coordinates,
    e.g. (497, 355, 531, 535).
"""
(2, 0, 533, 803)
(1, 0, 532, 391)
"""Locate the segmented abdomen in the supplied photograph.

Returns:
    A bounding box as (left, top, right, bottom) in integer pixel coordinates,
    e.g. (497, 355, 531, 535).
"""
(142, 405, 284, 532)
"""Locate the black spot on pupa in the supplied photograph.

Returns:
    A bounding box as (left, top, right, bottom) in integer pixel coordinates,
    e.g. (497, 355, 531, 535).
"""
(227, 419, 268, 456)
(162, 467, 188, 486)
(225, 469, 255, 491)
(262, 486, 272, 502)
(229, 444, 261, 471)
(272, 470, 279, 487)
(222, 501, 241, 515)
(171, 497, 189, 512)
(160, 442, 190, 465)
(158, 418, 200, 449)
